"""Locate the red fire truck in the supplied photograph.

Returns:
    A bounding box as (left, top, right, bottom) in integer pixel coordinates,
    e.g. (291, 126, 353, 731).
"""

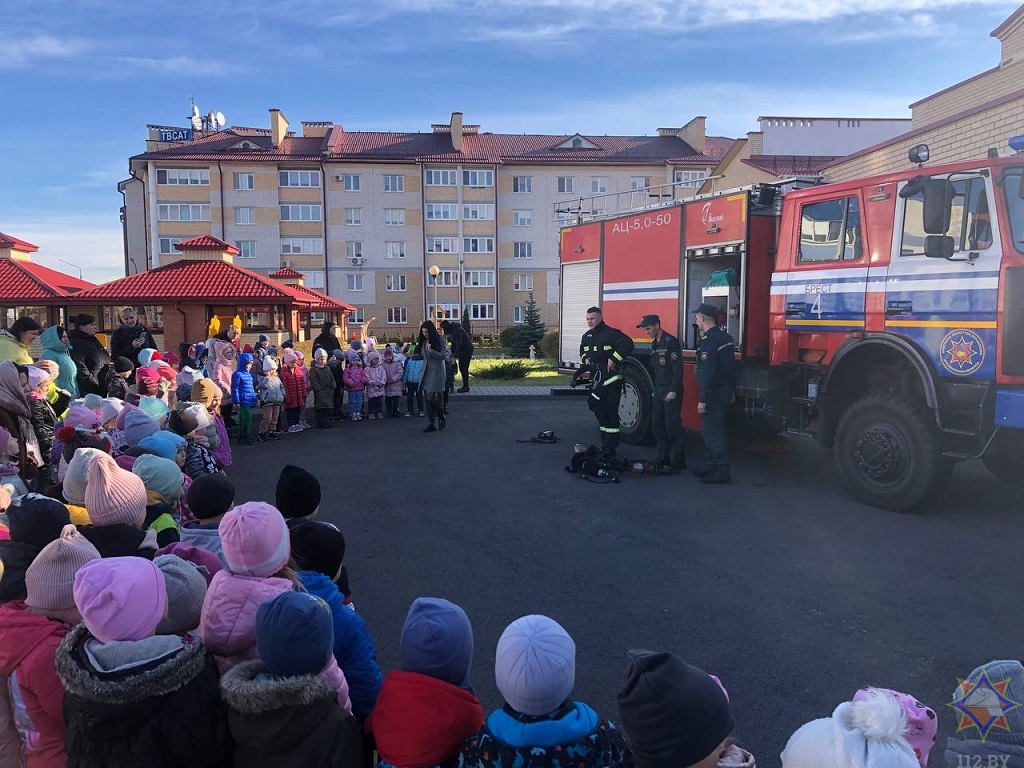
(557, 146, 1024, 511)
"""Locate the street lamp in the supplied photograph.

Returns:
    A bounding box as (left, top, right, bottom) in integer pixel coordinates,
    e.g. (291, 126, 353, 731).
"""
(58, 259, 83, 280)
(428, 264, 440, 323)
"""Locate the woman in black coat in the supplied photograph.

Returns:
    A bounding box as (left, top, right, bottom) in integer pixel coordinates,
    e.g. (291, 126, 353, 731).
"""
(110, 307, 156, 368)
(312, 321, 342, 356)
(66, 315, 111, 397)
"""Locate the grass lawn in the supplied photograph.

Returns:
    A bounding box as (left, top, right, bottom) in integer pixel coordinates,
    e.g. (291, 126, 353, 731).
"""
(469, 357, 570, 387)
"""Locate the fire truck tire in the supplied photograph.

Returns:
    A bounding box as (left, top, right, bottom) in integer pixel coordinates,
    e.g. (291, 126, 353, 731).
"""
(619, 362, 653, 445)
(982, 430, 1024, 487)
(833, 394, 944, 512)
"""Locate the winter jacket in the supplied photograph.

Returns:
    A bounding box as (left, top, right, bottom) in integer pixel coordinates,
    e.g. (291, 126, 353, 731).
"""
(0, 602, 71, 768)
(419, 343, 447, 394)
(458, 703, 631, 768)
(37, 326, 78, 397)
(55, 623, 232, 768)
(26, 395, 57, 465)
(79, 524, 158, 560)
(342, 365, 365, 393)
(210, 411, 232, 469)
(403, 356, 424, 385)
(230, 355, 258, 408)
(382, 360, 404, 397)
(180, 523, 227, 567)
(143, 502, 180, 549)
(0, 539, 39, 602)
(281, 366, 308, 409)
(258, 374, 285, 406)
(208, 337, 237, 403)
(109, 323, 156, 369)
(66, 330, 110, 398)
(447, 323, 474, 358)
(184, 438, 220, 481)
(251, 344, 268, 380)
(368, 670, 484, 768)
(312, 332, 342, 356)
(310, 365, 337, 410)
(0, 331, 33, 366)
(200, 569, 294, 670)
(298, 571, 382, 720)
(105, 374, 128, 401)
(363, 362, 386, 399)
(221, 659, 364, 768)
(0, 669, 19, 768)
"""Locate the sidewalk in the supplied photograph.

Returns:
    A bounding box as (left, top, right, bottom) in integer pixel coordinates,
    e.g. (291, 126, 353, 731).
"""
(456, 385, 584, 398)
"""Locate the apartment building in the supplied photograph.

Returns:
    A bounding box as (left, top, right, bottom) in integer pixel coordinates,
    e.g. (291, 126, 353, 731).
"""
(122, 111, 730, 339)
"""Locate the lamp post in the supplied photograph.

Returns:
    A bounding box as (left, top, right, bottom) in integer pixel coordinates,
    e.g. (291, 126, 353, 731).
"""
(58, 259, 83, 280)
(428, 264, 440, 323)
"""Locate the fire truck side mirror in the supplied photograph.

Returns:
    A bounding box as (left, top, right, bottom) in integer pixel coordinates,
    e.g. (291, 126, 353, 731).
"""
(922, 178, 955, 234)
(924, 235, 955, 260)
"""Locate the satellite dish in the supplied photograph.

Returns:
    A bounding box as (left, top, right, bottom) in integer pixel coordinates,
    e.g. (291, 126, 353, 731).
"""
(215, 111, 226, 128)
(191, 115, 203, 131)
(191, 104, 200, 118)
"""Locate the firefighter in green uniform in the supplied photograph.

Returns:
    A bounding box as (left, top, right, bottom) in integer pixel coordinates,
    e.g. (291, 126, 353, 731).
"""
(638, 314, 686, 473)
(580, 306, 635, 459)
(693, 303, 738, 485)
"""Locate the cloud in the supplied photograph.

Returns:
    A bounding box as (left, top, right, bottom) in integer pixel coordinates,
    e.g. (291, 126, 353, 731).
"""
(6, 216, 126, 284)
(0, 34, 88, 70)
(111, 56, 238, 78)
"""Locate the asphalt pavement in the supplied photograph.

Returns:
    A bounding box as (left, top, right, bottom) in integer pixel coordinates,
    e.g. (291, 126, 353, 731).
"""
(228, 394, 1024, 767)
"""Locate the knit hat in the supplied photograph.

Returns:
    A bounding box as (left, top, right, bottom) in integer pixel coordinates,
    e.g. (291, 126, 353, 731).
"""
(98, 398, 124, 425)
(367, 350, 381, 364)
(167, 408, 200, 437)
(617, 650, 734, 768)
(781, 689, 919, 768)
(26, 366, 50, 390)
(7, 493, 72, 549)
(34, 360, 59, 379)
(139, 431, 185, 461)
(114, 401, 139, 430)
(185, 404, 212, 431)
(139, 395, 169, 423)
(124, 409, 159, 447)
(289, 521, 345, 579)
(115, 454, 137, 471)
(114, 357, 134, 373)
(282, 350, 298, 365)
(281, 339, 294, 349)
(262, 357, 278, 372)
(64, 405, 101, 432)
(275, 465, 321, 519)
(135, 366, 159, 392)
(314, 347, 327, 360)
(186, 473, 235, 520)
(258, 334, 270, 343)
(132, 454, 183, 501)
(138, 349, 158, 368)
(495, 614, 576, 716)
(82, 393, 104, 411)
(852, 689, 936, 768)
(73, 557, 168, 642)
(400, 597, 474, 687)
(154, 554, 208, 635)
(219, 501, 290, 577)
(191, 379, 218, 407)
(155, 541, 223, 585)
(85, 453, 148, 527)
(256, 591, 334, 678)
(331, 349, 345, 361)
(62, 447, 107, 505)
(946, 660, 1024, 759)
(25, 524, 101, 611)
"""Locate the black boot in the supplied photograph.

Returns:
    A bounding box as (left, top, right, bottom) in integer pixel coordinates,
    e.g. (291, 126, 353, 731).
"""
(439, 414, 446, 431)
(671, 453, 687, 471)
(700, 464, 731, 484)
(654, 453, 673, 473)
(693, 463, 716, 478)
(423, 421, 437, 433)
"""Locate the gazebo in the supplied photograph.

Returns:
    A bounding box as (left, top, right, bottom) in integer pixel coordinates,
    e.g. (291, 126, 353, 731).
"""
(268, 266, 355, 338)
(0, 233, 96, 330)
(68, 236, 351, 354)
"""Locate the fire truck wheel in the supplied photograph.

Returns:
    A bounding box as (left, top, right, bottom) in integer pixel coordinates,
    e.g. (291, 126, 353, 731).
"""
(834, 394, 944, 512)
(982, 430, 1024, 487)
(619, 362, 653, 445)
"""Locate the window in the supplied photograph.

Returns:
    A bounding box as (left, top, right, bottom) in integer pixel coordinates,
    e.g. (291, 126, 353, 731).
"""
(631, 176, 651, 191)
(462, 169, 494, 187)
(429, 304, 460, 322)
(305, 270, 325, 289)
(463, 204, 494, 220)
(346, 242, 363, 259)
(428, 270, 459, 287)
(467, 303, 496, 320)
(463, 269, 494, 287)
(674, 170, 707, 188)
(281, 237, 323, 254)
(279, 170, 321, 187)
(346, 274, 364, 291)
(425, 203, 458, 220)
(384, 208, 405, 226)
(383, 174, 404, 192)
(513, 306, 525, 324)
(571, 137, 583, 148)
(385, 241, 407, 259)
(513, 176, 533, 193)
(425, 169, 457, 186)
(513, 210, 532, 226)
(591, 177, 608, 194)
(235, 240, 257, 259)
(157, 168, 209, 185)
(158, 204, 210, 221)
(426, 236, 458, 253)
(386, 274, 407, 291)
(240, 305, 285, 331)
(158, 235, 192, 254)
(387, 307, 408, 325)
(463, 237, 494, 253)
(279, 204, 322, 221)
(349, 308, 365, 324)
(344, 208, 362, 226)
(513, 241, 533, 259)
(557, 176, 574, 194)
(514, 274, 533, 291)
(233, 173, 254, 191)
(341, 174, 360, 191)
(900, 176, 993, 257)
(799, 197, 862, 263)
(235, 207, 255, 225)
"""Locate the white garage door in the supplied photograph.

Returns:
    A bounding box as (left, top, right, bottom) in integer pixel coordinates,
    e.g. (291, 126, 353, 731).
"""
(559, 260, 600, 367)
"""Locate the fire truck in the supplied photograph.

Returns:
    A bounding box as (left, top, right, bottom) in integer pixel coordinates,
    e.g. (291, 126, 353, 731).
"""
(557, 145, 1024, 511)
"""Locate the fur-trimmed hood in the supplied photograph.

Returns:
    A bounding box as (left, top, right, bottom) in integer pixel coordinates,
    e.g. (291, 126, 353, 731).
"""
(55, 622, 207, 704)
(221, 659, 336, 714)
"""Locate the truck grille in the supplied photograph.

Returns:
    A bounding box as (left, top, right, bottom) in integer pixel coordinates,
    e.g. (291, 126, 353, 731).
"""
(1004, 266, 1024, 376)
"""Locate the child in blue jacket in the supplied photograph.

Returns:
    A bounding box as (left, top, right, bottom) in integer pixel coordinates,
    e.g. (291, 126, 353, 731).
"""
(230, 353, 259, 446)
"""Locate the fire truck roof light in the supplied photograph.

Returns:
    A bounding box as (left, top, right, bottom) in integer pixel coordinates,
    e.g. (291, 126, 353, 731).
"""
(1008, 134, 1024, 153)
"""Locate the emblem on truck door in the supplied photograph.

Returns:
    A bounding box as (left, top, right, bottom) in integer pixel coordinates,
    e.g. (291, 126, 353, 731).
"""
(939, 329, 985, 376)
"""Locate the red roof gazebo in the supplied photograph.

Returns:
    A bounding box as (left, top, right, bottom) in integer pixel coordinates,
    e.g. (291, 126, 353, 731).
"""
(0, 233, 96, 330)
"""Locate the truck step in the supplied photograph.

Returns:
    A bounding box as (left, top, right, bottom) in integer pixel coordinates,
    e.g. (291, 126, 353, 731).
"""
(943, 451, 977, 460)
(942, 428, 978, 436)
(784, 428, 817, 438)
(790, 397, 817, 405)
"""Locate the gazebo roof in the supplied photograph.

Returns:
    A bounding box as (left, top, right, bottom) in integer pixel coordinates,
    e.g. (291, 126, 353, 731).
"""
(0, 235, 96, 303)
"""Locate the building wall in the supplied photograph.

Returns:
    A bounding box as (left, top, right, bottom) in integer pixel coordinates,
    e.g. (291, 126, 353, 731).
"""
(711, 138, 777, 191)
(911, 58, 1024, 129)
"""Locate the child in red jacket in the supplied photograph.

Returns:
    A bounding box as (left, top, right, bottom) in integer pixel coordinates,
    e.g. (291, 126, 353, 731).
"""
(280, 351, 309, 433)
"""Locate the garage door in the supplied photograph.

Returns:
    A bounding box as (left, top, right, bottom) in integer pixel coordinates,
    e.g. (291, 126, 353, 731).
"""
(560, 260, 600, 367)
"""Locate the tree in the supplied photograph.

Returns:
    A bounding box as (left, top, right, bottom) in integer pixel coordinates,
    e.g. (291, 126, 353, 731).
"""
(512, 291, 546, 357)
(461, 307, 472, 335)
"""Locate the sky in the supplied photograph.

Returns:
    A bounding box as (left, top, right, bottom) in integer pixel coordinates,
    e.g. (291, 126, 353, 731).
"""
(1, 0, 1020, 283)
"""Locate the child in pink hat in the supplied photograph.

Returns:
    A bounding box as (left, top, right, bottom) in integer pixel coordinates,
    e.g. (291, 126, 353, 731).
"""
(78, 453, 158, 559)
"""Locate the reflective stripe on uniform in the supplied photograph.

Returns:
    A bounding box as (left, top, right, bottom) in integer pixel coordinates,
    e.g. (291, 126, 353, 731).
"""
(612, 351, 624, 361)
(599, 426, 620, 433)
(603, 374, 622, 385)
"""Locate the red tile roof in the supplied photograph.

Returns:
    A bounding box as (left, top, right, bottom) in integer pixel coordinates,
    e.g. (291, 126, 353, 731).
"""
(741, 155, 838, 176)
(70, 259, 314, 305)
(268, 266, 306, 279)
(175, 235, 240, 254)
(0, 233, 39, 253)
(289, 283, 356, 312)
(0, 258, 96, 302)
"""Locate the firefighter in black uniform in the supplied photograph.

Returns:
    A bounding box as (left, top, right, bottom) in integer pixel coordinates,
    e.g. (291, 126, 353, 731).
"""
(693, 303, 738, 485)
(580, 306, 634, 459)
(638, 314, 686, 472)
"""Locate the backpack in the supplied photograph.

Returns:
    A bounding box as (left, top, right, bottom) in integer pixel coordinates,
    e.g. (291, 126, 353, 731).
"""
(566, 445, 621, 483)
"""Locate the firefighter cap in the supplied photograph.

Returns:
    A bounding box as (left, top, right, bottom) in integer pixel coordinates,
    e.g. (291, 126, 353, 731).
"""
(636, 314, 661, 329)
(693, 303, 721, 318)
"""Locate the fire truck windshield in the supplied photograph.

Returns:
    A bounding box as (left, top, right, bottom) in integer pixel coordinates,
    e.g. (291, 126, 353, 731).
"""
(1000, 165, 1024, 254)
